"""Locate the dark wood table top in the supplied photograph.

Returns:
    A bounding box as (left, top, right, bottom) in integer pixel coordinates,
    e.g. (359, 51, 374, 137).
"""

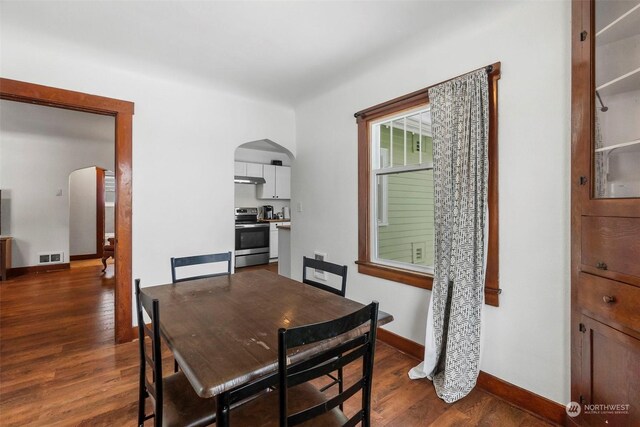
(142, 270, 393, 398)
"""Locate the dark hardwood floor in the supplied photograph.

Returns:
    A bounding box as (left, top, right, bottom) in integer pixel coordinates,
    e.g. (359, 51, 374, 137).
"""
(0, 261, 554, 426)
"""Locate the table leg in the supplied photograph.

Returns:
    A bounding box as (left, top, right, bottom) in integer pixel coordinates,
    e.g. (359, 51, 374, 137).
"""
(216, 393, 229, 427)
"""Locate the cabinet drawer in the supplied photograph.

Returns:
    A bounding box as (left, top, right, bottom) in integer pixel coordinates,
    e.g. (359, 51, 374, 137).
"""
(581, 216, 640, 280)
(578, 272, 640, 333)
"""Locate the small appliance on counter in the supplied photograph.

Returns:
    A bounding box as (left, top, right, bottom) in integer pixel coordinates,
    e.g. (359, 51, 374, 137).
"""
(282, 206, 290, 220)
(259, 205, 274, 220)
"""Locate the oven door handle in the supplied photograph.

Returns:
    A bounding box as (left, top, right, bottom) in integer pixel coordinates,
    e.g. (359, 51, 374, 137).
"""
(235, 224, 270, 229)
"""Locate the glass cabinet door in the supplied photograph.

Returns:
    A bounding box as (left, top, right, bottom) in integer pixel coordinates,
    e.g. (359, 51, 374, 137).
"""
(593, 0, 640, 198)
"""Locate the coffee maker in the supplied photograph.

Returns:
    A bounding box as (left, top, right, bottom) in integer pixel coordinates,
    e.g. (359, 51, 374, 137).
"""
(260, 205, 274, 220)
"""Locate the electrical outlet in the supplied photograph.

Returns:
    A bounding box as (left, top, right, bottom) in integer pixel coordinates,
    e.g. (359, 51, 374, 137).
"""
(411, 242, 426, 264)
(297, 202, 303, 213)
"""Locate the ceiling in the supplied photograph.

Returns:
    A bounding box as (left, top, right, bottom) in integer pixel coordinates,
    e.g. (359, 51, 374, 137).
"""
(1, 1, 513, 106)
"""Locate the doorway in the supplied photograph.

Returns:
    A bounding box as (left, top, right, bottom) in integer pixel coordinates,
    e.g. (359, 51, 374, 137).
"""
(69, 167, 115, 263)
(0, 78, 134, 343)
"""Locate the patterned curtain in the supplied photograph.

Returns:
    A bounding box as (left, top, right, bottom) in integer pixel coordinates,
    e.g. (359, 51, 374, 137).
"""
(409, 69, 489, 403)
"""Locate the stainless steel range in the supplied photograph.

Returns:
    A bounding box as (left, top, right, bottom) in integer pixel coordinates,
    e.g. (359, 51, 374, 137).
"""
(234, 207, 270, 268)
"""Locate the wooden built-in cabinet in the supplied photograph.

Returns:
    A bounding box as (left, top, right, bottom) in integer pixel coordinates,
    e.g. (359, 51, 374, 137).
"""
(571, 1, 640, 425)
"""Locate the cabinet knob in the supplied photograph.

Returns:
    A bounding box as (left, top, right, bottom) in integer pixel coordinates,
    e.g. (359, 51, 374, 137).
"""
(596, 262, 608, 270)
(602, 295, 616, 304)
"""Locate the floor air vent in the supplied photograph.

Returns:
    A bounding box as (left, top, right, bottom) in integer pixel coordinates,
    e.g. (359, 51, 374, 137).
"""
(38, 252, 64, 264)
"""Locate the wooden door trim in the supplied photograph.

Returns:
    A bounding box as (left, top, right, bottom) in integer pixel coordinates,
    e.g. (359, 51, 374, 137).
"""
(0, 77, 135, 343)
(96, 168, 106, 258)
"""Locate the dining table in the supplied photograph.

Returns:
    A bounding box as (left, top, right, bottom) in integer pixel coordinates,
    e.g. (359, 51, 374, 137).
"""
(141, 269, 393, 425)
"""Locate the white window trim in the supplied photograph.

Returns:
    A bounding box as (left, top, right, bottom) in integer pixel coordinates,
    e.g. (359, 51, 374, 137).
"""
(377, 148, 389, 227)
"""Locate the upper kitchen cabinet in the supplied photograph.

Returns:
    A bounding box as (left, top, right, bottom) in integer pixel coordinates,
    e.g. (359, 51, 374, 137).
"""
(234, 161, 264, 178)
(592, 0, 640, 199)
(257, 165, 290, 199)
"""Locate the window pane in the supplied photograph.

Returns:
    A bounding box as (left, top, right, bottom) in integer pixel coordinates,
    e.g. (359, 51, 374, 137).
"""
(405, 111, 433, 166)
(376, 169, 434, 269)
(390, 119, 406, 167)
(378, 128, 391, 168)
(593, 0, 640, 198)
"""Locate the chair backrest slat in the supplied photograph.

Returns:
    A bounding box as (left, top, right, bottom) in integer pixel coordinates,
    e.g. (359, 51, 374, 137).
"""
(288, 344, 368, 388)
(302, 256, 348, 297)
(287, 334, 367, 375)
(285, 302, 373, 348)
(171, 251, 232, 283)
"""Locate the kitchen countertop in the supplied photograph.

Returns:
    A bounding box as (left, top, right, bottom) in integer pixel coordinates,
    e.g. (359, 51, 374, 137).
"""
(258, 219, 291, 223)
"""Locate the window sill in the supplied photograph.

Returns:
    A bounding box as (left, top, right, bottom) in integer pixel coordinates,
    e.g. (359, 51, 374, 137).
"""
(356, 260, 434, 290)
(356, 260, 500, 307)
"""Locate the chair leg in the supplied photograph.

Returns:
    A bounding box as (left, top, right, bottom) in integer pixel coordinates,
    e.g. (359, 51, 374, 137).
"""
(138, 385, 147, 426)
(338, 367, 344, 411)
(101, 256, 108, 272)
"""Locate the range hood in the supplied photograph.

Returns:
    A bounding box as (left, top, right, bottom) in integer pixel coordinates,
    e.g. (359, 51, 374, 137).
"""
(234, 175, 266, 185)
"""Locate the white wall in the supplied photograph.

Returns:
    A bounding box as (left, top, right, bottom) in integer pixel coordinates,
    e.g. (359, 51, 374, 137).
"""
(0, 102, 114, 267)
(69, 167, 98, 256)
(291, 1, 570, 404)
(0, 20, 296, 294)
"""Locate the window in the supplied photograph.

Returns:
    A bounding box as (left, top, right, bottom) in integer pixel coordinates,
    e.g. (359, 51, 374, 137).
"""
(354, 63, 501, 306)
(371, 107, 434, 275)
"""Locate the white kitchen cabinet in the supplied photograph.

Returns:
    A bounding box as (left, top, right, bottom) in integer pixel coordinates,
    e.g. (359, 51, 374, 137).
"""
(278, 226, 291, 278)
(276, 166, 290, 199)
(234, 161, 247, 176)
(246, 163, 263, 178)
(269, 221, 290, 259)
(257, 165, 290, 199)
(235, 162, 264, 178)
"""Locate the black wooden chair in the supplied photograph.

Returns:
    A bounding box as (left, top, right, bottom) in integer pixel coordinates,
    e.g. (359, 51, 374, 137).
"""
(135, 279, 217, 427)
(302, 256, 348, 297)
(170, 252, 232, 373)
(218, 301, 380, 427)
(170, 251, 232, 283)
(302, 256, 349, 394)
